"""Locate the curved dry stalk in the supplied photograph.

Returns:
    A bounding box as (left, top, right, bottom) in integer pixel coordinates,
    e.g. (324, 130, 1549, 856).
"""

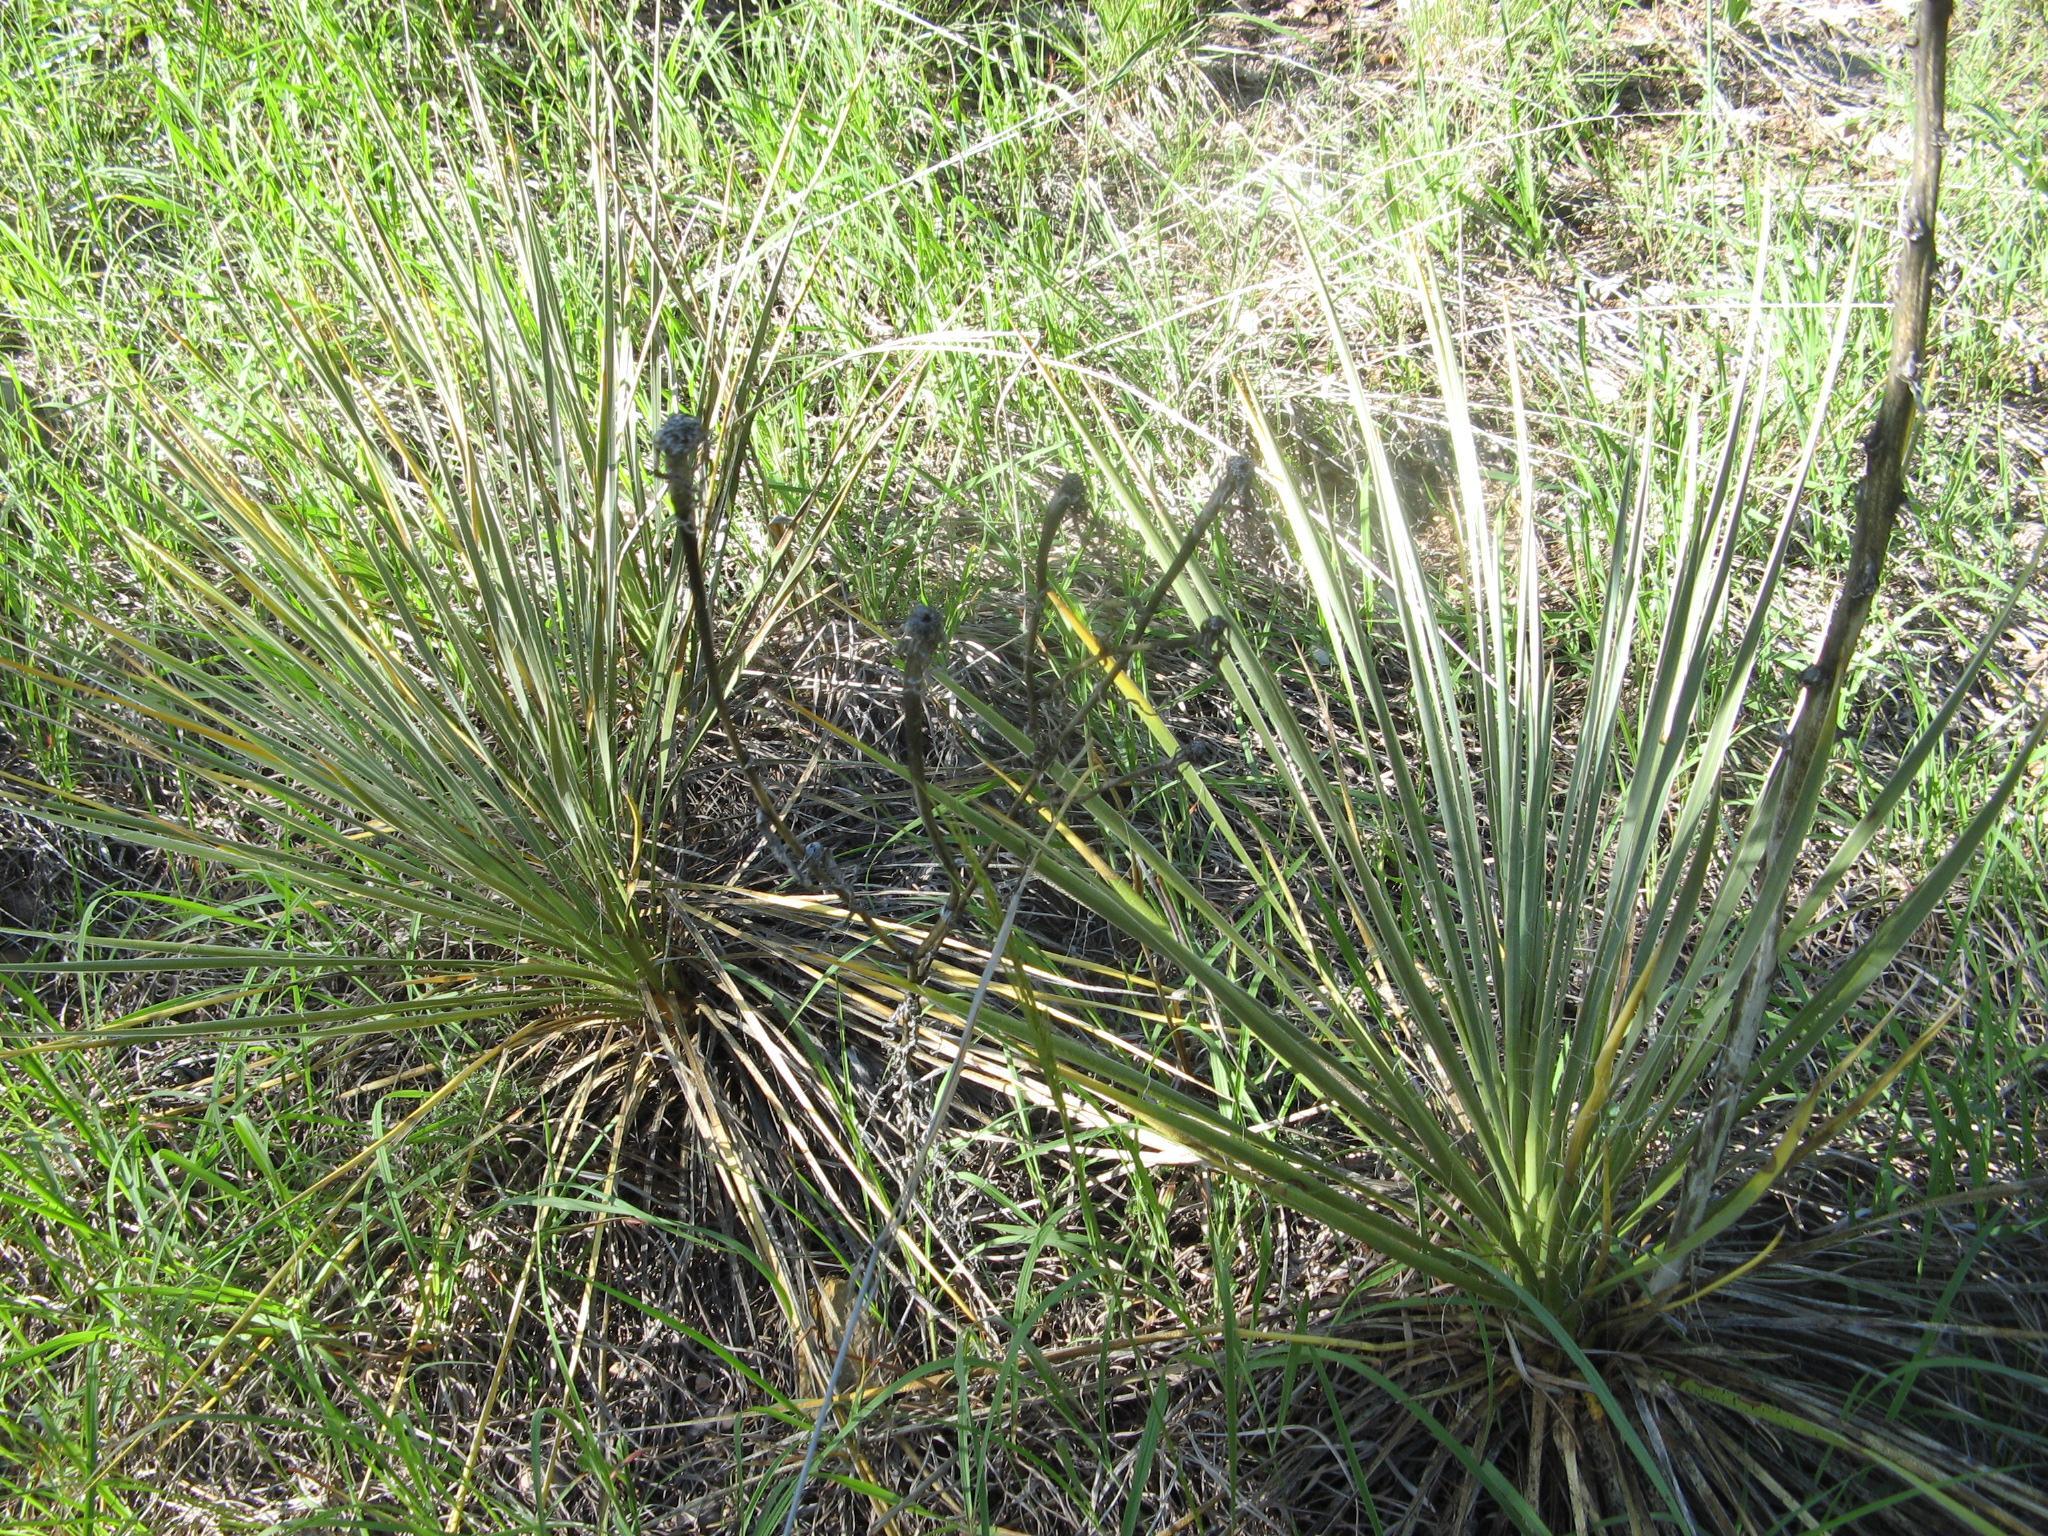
(1023, 470, 1088, 757)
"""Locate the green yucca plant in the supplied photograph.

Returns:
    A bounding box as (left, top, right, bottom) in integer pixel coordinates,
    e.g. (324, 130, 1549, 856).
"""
(0, 97, 968, 1521)
(886, 243, 2047, 1536)
(842, 13, 2048, 1521)
(914, 287, 2047, 1530)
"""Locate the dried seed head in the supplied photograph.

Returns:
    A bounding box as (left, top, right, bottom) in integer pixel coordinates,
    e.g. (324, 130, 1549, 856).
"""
(1225, 454, 1253, 488)
(902, 603, 945, 670)
(1042, 471, 1089, 546)
(655, 412, 705, 466)
(802, 840, 843, 887)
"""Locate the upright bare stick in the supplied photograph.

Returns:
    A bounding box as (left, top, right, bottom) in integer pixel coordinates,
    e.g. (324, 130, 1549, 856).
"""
(1665, 0, 1951, 1277)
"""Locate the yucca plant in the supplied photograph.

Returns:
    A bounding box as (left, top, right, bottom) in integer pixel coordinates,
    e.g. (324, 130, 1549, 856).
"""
(0, 91, 994, 1522)
(859, 17, 2048, 1529)
(907, 299, 2046, 1529)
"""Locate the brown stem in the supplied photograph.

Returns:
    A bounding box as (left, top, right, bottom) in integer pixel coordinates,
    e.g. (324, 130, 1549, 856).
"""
(778, 458, 1257, 1533)
(901, 606, 970, 979)
(1660, 0, 1950, 1285)
(1050, 456, 1250, 754)
(665, 433, 915, 968)
(1023, 472, 1087, 759)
